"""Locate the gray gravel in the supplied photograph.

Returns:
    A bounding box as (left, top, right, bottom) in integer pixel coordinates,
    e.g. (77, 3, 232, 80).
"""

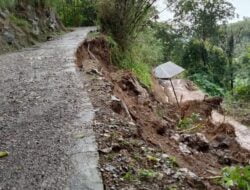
(0, 28, 103, 190)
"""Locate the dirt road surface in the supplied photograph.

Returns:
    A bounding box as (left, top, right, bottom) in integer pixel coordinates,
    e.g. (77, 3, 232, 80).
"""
(0, 28, 103, 190)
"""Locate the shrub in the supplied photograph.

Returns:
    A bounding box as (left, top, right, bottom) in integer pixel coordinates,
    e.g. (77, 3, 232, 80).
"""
(181, 39, 229, 89)
(112, 28, 164, 88)
(97, 0, 156, 50)
(221, 166, 250, 190)
(189, 73, 225, 96)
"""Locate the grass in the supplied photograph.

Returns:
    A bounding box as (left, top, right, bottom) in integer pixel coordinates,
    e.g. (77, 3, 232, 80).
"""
(138, 169, 158, 181)
(9, 14, 31, 29)
(178, 113, 201, 130)
(0, 0, 16, 9)
(119, 57, 152, 88)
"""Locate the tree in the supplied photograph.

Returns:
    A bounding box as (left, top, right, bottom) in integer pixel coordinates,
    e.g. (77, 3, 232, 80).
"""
(98, 0, 156, 50)
(165, 0, 235, 41)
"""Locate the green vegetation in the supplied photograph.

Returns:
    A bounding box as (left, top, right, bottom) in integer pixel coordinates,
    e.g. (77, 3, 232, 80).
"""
(0, 0, 16, 9)
(2, 0, 249, 118)
(178, 113, 201, 130)
(97, 0, 163, 88)
(0, 151, 9, 158)
(138, 169, 158, 181)
(56, 0, 97, 26)
(221, 166, 250, 190)
(123, 169, 159, 182)
(0, 0, 97, 26)
(9, 14, 31, 29)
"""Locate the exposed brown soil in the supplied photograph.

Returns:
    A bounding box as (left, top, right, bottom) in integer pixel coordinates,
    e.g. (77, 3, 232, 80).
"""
(76, 37, 250, 190)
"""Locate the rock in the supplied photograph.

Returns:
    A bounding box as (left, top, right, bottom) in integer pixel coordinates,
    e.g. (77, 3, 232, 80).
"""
(179, 143, 191, 154)
(99, 147, 112, 154)
(163, 168, 174, 176)
(170, 133, 180, 141)
(180, 133, 209, 152)
(179, 168, 198, 179)
(161, 153, 170, 160)
(3, 31, 15, 44)
(31, 20, 40, 36)
(156, 172, 164, 180)
(110, 96, 131, 120)
(0, 11, 7, 19)
(103, 133, 111, 138)
(105, 164, 116, 173)
(211, 135, 232, 149)
(87, 68, 103, 76)
(128, 121, 136, 126)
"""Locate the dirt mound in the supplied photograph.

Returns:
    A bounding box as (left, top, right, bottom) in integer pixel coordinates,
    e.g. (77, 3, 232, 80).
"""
(76, 37, 250, 190)
(181, 97, 223, 119)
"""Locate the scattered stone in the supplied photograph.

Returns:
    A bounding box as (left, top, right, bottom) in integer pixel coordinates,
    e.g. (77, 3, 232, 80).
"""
(74, 133, 85, 139)
(99, 147, 112, 154)
(0, 11, 7, 19)
(103, 133, 111, 138)
(87, 68, 103, 76)
(128, 121, 136, 126)
(180, 133, 209, 152)
(105, 164, 116, 173)
(179, 143, 191, 154)
(170, 133, 180, 141)
(161, 154, 169, 160)
(179, 168, 198, 180)
(163, 168, 174, 176)
(211, 135, 232, 149)
(156, 172, 164, 180)
(3, 31, 15, 44)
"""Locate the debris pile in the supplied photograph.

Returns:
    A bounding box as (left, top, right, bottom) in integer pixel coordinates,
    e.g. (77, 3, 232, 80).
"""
(76, 37, 250, 190)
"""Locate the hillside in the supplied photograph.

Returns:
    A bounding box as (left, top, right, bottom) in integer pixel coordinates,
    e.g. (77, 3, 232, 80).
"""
(0, 2, 64, 54)
(0, 0, 249, 190)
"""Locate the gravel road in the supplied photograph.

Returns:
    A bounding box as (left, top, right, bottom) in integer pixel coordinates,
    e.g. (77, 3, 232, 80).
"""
(0, 28, 103, 190)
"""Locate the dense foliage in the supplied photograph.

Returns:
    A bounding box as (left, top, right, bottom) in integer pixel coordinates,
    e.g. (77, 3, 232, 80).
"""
(221, 166, 250, 190)
(56, 0, 97, 26)
(0, 0, 97, 26)
(98, 0, 156, 50)
(97, 0, 163, 87)
(166, 0, 235, 41)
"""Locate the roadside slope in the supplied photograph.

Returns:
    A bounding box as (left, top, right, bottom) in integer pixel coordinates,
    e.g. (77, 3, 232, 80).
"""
(0, 28, 103, 190)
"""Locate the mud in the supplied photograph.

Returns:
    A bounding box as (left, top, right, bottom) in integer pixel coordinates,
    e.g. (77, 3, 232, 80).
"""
(77, 37, 250, 190)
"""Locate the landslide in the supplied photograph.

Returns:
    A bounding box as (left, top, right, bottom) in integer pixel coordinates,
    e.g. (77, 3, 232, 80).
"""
(76, 35, 250, 190)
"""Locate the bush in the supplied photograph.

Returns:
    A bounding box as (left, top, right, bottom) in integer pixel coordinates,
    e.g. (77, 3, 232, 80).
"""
(0, 0, 16, 9)
(97, 0, 155, 50)
(189, 73, 225, 96)
(9, 14, 31, 29)
(111, 28, 164, 88)
(221, 166, 250, 190)
(56, 0, 97, 27)
(235, 84, 250, 100)
(181, 39, 229, 89)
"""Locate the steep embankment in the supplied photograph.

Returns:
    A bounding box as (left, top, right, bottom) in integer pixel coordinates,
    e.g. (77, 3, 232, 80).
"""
(76, 36, 250, 190)
(0, 5, 64, 54)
